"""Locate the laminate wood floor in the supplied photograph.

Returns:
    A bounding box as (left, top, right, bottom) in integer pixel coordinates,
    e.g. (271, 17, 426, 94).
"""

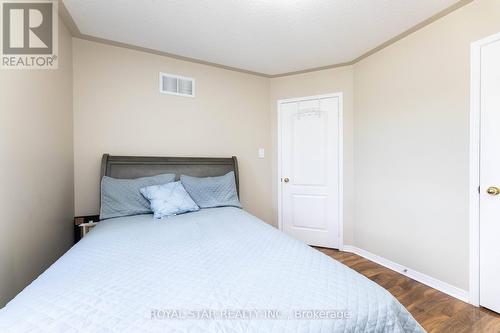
(316, 247, 500, 333)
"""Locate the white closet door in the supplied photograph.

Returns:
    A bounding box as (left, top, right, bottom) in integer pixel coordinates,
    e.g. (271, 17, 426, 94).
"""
(479, 37, 500, 314)
(280, 96, 340, 248)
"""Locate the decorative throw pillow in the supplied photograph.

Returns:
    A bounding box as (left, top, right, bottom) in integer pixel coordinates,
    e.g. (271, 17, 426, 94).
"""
(140, 181, 200, 219)
(180, 171, 242, 209)
(100, 173, 176, 220)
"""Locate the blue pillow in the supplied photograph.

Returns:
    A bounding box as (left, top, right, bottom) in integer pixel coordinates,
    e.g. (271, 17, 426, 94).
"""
(180, 171, 241, 209)
(100, 173, 176, 220)
(140, 181, 200, 219)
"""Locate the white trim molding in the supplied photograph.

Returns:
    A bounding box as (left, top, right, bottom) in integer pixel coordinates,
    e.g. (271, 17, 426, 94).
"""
(469, 31, 500, 307)
(277, 93, 344, 250)
(343, 246, 470, 303)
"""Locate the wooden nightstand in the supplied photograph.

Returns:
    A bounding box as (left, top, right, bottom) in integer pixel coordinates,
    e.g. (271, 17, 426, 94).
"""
(74, 215, 100, 243)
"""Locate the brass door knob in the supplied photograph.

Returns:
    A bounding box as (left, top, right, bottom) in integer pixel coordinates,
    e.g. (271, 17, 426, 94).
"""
(283, 177, 290, 183)
(487, 186, 500, 196)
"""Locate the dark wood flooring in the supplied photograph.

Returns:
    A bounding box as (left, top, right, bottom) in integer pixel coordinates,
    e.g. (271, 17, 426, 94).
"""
(316, 248, 500, 333)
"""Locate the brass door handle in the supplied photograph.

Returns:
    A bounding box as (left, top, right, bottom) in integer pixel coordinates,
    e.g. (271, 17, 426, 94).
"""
(487, 186, 500, 196)
(283, 177, 290, 183)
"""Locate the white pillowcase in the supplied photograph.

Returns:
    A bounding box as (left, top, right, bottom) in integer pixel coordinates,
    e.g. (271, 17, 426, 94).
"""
(140, 181, 199, 219)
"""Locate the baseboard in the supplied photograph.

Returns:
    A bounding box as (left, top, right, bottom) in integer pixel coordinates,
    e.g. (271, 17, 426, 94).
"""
(341, 245, 470, 303)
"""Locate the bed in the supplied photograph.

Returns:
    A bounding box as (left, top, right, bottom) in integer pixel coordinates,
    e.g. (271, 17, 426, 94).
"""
(0, 155, 424, 333)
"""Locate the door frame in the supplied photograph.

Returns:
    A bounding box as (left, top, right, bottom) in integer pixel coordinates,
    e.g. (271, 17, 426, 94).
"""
(469, 31, 500, 307)
(277, 93, 344, 250)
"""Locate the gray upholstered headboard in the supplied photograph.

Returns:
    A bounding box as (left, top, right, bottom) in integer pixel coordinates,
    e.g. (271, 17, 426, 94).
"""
(100, 154, 239, 195)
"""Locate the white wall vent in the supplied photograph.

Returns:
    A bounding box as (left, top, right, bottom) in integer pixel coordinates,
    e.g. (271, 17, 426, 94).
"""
(159, 72, 195, 97)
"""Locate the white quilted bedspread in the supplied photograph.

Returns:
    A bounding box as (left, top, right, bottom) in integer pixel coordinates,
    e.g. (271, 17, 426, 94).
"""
(0, 208, 424, 333)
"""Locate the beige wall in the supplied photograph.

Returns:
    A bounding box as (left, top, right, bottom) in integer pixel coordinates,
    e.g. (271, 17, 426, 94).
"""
(73, 39, 273, 224)
(0, 19, 74, 306)
(353, 0, 500, 290)
(269, 66, 355, 244)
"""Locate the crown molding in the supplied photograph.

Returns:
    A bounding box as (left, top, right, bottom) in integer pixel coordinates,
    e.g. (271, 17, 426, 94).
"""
(58, 0, 473, 78)
(77, 34, 273, 78)
(268, 61, 355, 78)
(58, 0, 81, 36)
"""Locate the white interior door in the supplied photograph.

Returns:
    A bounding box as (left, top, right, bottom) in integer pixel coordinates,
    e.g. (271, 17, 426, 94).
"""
(479, 37, 500, 314)
(279, 95, 341, 248)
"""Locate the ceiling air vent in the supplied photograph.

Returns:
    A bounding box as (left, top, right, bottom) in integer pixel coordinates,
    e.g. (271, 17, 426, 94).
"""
(159, 72, 195, 97)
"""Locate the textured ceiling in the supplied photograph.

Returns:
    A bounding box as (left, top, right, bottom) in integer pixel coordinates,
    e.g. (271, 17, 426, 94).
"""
(63, 0, 461, 75)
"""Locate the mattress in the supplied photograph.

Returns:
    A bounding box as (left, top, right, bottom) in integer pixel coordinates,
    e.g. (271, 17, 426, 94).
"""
(0, 207, 424, 332)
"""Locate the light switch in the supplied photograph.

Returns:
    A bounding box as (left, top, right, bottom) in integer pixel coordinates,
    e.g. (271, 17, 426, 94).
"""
(258, 148, 265, 158)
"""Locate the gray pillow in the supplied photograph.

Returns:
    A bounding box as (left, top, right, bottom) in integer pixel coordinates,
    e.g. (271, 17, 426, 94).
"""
(100, 173, 176, 220)
(180, 171, 241, 209)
